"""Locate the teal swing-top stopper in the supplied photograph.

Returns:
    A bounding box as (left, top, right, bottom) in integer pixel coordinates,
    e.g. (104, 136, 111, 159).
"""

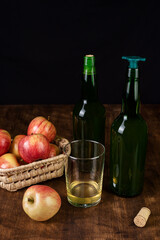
(122, 56, 146, 69)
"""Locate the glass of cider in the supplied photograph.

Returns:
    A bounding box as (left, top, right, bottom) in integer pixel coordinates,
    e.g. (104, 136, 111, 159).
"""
(64, 140, 105, 208)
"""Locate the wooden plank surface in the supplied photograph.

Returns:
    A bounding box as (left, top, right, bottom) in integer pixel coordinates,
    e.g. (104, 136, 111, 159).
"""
(0, 104, 159, 240)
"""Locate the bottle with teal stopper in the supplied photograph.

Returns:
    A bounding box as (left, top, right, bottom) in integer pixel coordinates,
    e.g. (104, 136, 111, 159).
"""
(73, 54, 106, 145)
(109, 56, 148, 197)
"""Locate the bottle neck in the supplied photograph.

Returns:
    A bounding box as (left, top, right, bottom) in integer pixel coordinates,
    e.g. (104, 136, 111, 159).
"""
(122, 68, 140, 116)
(81, 66, 98, 101)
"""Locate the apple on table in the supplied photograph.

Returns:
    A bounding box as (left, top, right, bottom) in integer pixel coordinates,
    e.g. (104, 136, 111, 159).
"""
(22, 185, 61, 221)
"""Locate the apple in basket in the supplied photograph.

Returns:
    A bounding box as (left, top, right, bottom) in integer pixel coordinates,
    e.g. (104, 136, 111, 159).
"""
(18, 134, 50, 163)
(27, 116, 56, 142)
(9, 134, 26, 158)
(0, 129, 11, 156)
(0, 153, 20, 169)
(48, 143, 60, 158)
(22, 185, 61, 221)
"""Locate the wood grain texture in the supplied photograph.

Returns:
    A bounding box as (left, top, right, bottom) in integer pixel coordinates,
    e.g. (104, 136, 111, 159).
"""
(0, 104, 160, 240)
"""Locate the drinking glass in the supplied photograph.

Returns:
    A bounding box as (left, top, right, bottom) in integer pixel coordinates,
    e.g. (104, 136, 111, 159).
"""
(64, 140, 105, 208)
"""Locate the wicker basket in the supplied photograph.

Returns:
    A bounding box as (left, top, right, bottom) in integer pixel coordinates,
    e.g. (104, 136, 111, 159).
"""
(0, 137, 70, 192)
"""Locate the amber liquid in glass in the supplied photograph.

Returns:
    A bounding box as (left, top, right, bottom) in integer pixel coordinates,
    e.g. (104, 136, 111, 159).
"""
(66, 180, 101, 207)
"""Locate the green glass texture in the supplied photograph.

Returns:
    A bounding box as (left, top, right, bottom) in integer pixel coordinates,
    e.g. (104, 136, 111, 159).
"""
(109, 64, 148, 197)
(73, 55, 106, 145)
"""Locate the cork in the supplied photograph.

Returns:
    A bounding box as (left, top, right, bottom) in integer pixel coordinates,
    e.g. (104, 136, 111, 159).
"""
(134, 207, 151, 227)
(85, 54, 94, 57)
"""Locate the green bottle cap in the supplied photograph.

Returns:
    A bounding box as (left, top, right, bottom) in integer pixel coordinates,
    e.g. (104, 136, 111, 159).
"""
(122, 56, 146, 69)
(83, 54, 95, 74)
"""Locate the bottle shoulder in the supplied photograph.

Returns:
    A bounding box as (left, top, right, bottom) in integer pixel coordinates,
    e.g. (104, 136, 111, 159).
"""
(73, 99, 106, 118)
(111, 113, 147, 133)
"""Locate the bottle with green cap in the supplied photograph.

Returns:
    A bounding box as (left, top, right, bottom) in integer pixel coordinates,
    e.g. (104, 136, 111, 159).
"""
(73, 54, 106, 145)
(109, 56, 148, 197)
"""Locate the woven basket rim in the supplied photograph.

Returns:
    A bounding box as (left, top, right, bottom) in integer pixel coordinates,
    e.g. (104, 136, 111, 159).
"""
(0, 153, 65, 173)
(0, 137, 70, 174)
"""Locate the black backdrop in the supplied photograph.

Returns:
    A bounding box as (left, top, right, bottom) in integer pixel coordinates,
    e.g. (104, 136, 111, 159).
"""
(0, 1, 159, 104)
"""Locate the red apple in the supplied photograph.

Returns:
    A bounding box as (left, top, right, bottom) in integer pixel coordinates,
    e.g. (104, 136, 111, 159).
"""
(0, 129, 11, 156)
(0, 153, 20, 169)
(22, 185, 61, 221)
(27, 116, 56, 142)
(18, 134, 50, 163)
(9, 135, 26, 158)
(48, 143, 60, 158)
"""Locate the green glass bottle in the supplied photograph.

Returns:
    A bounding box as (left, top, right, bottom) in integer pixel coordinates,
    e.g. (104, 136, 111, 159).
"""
(109, 56, 148, 197)
(73, 54, 106, 145)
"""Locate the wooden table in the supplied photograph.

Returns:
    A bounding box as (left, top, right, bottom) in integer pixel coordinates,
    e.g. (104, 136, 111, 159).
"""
(0, 104, 159, 240)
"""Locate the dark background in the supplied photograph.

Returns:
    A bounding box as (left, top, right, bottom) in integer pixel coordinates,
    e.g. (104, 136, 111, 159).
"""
(0, 1, 159, 105)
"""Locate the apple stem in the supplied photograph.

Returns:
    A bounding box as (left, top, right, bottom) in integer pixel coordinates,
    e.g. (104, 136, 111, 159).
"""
(48, 116, 50, 121)
(28, 197, 34, 204)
